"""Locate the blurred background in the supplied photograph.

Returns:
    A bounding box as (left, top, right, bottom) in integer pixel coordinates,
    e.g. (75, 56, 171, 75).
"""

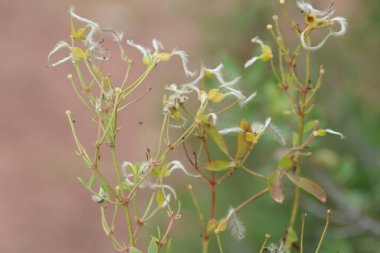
(0, 0, 379, 252)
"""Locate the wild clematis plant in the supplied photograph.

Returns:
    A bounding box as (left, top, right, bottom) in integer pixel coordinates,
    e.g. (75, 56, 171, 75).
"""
(49, 1, 347, 252)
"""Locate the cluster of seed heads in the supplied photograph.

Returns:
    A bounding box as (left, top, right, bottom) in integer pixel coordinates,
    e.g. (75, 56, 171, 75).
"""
(163, 93, 189, 114)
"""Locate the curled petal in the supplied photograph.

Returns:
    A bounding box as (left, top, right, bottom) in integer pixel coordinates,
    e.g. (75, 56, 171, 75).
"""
(69, 6, 99, 29)
(151, 184, 177, 200)
(219, 127, 244, 135)
(244, 56, 259, 68)
(207, 113, 218, 125)
(203, 64, 224, 75)
(330, 16, 348, 37)
(167, 161, 200, 178)
(251, 36, 265, 47)
(296, 1, 331, 17)
(239, 91, 257, 107)
(325, 129, 345, 139)
(301, 16, 347, 51)
(127, 39, 151, 56)
(171, 50, 196, 77)
(47, 41, 71, 67)
(252, 117, 271, 134)
(219, 76, 241, 88)
(152, 38, 165, 51)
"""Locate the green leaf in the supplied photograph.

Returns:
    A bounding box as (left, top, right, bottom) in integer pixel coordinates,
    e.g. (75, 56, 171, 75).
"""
(278, 156, 293, 169)
(148, 238, 159, 253)
(205, 125, 230, 157)
(129, 247, 142, 253)
(267, 170, 285, 203)
(292, 132, 298, 147)
(205, 160, 236, 171)
(156, 190, 165, 207)
(304, 120, 317, 133)
(100, 179, 110, 196)
(88, 173, 97, 188)
(166, 238, 172, 253)
(286, 227, 298, 246)
(286, 172, 327, 203)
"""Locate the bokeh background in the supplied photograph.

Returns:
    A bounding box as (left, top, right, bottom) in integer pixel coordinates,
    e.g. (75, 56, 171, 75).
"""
(1, 0, 379, 252)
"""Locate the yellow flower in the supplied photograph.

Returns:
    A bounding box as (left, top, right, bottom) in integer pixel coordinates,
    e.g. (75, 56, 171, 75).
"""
(244, 37, 273, 68)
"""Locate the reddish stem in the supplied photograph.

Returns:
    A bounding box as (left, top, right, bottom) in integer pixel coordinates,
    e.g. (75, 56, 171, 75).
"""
(201, 137, 216, 219)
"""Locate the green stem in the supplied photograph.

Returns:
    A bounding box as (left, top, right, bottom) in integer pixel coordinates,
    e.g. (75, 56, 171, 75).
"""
(215, 233, 224, 253)
(124, 204, 136, 247)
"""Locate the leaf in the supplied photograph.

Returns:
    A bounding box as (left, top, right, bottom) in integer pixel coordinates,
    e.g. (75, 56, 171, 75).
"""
(235, 120, 253, 161)
(166, 238, 172, 253)
(292, 131, 298, 147)
(88, 173, 97, 188)
(268, 124, 287, 146)
(205, 160, 236, 171)
(304, 120, 317, 133)
(205, 125, 230, 157)
(286, 172, 327, 203)
(267, 170, 285, 203)
(286, 227, 298, 246)
(100, 179, 110, 197)
(156, 190, 165, 207)
(148, 238, 159, 253)
(278, 156, 293, 169)
(129, 247, 142, 253)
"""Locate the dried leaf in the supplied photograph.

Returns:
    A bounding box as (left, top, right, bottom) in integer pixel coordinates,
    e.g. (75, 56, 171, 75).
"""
(235, 120, 253, 161)
(205, 160, 236, 171)
(267, 170, 285, 203)
(286, 172, 327, 203)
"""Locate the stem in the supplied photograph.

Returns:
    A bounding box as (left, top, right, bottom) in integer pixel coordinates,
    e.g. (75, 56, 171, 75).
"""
(159, 213, 176, 250)
(233, 188, 268, 214)
(315, 210, 332, 253)
(215, 233, 224, 253)
(202, 237, 210, 253)
(124, 204, 136, 247)
(73, 63, 88, 90)
(67, 75, 94, 115)
(301, 213, 307, 253)
(188, 185, 206, 234)
(288, 33, 311, 233)
(202, 138, 216, 219)
(259, 233, 271, 253)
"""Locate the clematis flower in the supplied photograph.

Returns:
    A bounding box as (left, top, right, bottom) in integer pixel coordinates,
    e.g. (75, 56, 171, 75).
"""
(48, 7, 109, 68)
(219, 118, 271, 143)
(69, 6, 100, 49)
(297, 0, 347, 50)
(313, 128, 345, 139)
(244, 37, 273, 68)
(166, 160, 200, 178)
(183, 64, 256, 106)
(48, 41, 92, 67)
(127, 39, 195, 77)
